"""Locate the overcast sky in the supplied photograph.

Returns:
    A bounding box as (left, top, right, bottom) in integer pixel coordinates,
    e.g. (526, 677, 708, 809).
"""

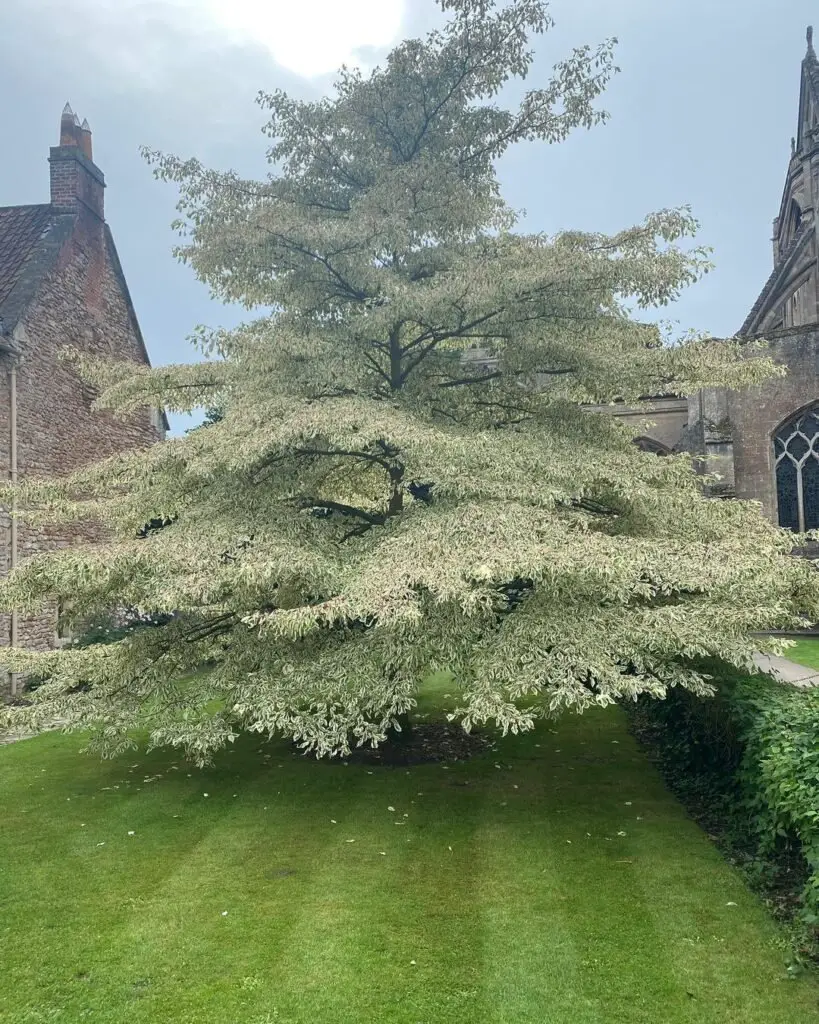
(0, 0, 814, 433)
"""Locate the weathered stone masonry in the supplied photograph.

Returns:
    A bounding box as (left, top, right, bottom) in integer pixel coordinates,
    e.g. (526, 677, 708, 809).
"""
(600, 29, 819, 536)
(0, 104, 165, 692)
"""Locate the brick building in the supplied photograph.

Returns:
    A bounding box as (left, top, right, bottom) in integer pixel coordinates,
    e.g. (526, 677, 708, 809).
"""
(603, 26, 819, 539)
(0, 103, 165, 694)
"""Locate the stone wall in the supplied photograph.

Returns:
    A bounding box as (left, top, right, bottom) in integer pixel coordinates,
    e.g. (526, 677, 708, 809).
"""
(0, 349, 11, 670)
(729, 325, 819, 521)
(583, 396, 689, 453)
(1, 210, 161, 687)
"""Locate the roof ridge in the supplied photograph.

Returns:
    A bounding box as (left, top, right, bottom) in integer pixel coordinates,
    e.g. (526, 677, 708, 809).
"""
(0, 203, 53, 213)
(738, 222, 812, 336)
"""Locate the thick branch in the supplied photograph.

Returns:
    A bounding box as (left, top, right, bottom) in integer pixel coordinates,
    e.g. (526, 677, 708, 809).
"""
(298, 498, 386, 526)
(251, 446, 397, 484)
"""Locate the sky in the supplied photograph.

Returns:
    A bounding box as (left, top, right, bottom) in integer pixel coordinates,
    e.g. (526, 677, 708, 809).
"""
(0, 0, 815, 434)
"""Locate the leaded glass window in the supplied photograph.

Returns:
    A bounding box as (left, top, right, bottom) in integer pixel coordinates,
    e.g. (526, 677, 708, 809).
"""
(774, 407, 819, 532)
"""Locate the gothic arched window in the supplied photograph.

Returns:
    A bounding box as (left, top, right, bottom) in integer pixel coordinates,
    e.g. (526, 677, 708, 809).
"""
(788, 198, 803, 242)
(632, 436, 671, 456)
(774, 406, 819, 532)
(785, 278, 810, 327)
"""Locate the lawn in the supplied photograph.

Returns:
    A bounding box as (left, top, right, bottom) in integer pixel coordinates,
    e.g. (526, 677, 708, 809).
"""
(1, 677, 818, 1024)
(779, 635, 819, 672)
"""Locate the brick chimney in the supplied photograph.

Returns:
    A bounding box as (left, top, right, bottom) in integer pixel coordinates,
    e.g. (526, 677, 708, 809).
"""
(49, 103, 105, 220)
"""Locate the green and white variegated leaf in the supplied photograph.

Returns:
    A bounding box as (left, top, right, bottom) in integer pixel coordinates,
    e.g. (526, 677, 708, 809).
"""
(0, 0, 812, 764)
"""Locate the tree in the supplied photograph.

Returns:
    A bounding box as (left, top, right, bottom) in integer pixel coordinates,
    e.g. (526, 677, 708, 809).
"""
(188, 405, 225, 431)
(1, 0, 816, 764)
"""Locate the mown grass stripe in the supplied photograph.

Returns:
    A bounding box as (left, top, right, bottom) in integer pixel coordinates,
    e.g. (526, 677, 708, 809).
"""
(1, 700, 818, 1023)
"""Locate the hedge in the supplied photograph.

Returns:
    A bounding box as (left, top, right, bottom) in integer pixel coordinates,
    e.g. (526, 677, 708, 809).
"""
(628, 660, 819, 946)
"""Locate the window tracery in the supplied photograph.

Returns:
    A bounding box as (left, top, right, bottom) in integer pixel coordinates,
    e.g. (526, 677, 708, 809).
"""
(774, 406, 819, 532)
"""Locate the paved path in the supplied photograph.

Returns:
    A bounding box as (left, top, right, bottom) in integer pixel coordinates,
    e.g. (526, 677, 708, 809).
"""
(0, 718, 68, 746)
(752, 652, 819, 687)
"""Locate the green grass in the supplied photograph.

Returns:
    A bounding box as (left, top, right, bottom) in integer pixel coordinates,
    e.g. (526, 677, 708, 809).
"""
(779, 636, 819, 671)
(1, 676, 818, 1023)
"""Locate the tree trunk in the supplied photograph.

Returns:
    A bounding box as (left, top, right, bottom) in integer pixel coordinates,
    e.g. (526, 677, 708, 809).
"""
(387, 712, 413, 745)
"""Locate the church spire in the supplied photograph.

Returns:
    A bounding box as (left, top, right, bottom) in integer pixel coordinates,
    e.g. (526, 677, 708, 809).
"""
(795, 25, 819, 157)
(739, 27, 819, 335)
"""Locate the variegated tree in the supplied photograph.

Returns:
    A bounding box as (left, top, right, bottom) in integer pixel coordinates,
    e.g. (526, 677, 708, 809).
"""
(1, 0, 816, 763)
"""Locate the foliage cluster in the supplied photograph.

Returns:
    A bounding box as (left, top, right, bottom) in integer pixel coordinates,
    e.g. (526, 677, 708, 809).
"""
(628, 661, 819, 964)
(1, 0, 818, 765)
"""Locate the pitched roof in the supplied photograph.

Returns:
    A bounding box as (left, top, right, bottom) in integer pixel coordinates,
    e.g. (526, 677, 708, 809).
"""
(0, 203, 170, 431)
(0, 204, 76, 336)
(738, 223, 812, 336)
(0, 205, 52, 306)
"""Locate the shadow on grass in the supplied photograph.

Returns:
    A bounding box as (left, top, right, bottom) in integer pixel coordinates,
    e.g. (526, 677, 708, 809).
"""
(1, 686, 818, 1024)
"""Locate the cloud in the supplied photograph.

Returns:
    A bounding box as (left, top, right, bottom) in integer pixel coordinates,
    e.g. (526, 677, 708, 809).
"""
(11, 0, 406, 81)
(199, 0, 406, 77)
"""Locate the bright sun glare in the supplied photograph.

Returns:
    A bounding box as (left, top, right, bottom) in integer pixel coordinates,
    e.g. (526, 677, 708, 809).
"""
(199, 0, 406, 77)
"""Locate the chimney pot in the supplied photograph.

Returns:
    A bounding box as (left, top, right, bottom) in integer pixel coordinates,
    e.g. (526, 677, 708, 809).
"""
(78, 118, 93, 161)
(50, 103, 104, 218)
(60, 102, 80, 147)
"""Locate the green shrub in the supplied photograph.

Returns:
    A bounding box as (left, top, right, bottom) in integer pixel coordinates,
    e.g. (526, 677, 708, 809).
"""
(630, 660, 819, 941)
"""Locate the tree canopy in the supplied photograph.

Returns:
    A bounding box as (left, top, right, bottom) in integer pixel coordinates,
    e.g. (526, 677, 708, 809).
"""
(1, 0, 816, 763)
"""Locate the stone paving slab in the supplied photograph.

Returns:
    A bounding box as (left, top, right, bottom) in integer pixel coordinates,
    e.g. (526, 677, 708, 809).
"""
(752, 652, 819, 687)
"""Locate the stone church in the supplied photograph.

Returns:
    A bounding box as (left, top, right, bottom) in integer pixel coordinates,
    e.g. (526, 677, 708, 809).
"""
(0, 104, 165, 693)
(601, 26, 819, 537)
